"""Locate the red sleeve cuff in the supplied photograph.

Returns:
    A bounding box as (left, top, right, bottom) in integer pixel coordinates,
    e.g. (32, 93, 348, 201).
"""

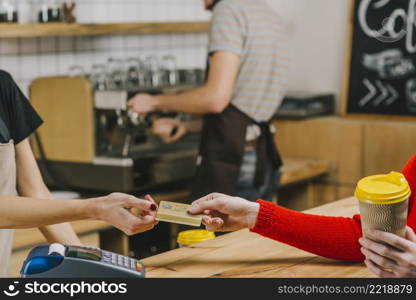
(250, 199, 279, 234)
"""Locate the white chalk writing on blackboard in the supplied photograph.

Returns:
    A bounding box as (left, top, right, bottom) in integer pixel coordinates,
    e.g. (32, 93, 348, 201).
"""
(407, 79, 416, 111)
(359, 78, 398, 107)
(362, 49, 416, 79)
(358, 0, 416, 53)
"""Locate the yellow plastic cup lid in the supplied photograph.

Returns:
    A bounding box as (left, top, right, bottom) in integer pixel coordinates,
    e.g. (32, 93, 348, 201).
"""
(355, 171, 411, 205)
(177, 230, 215, 246)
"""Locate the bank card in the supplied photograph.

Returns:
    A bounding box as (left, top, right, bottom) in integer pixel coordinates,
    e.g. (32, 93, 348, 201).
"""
(156, 201, 202, 227)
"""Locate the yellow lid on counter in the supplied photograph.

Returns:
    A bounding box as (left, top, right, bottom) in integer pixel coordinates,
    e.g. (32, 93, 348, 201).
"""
(177, 230, 215, 246)
(355, 171, 411, 205)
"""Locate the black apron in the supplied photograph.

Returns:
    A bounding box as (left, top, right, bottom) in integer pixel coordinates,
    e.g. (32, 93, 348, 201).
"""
(190, 104, 282, 199)
(0, 117, 10, 142)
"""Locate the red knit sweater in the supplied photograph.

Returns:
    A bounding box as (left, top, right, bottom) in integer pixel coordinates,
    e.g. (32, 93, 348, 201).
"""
(250, 155, 416, 262)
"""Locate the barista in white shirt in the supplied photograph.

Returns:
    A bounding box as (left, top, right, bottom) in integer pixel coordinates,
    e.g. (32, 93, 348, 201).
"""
(0, 70, 158, 277)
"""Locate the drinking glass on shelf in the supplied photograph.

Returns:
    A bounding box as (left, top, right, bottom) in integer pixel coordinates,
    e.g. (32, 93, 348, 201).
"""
(125, 58, 145, 91)
(68, 65, 86, 77)
(107, 57, 126, 90)
(144, 56, 162, 88)
(161, 55, 178, 87)
(37, 0, 63, 23)
(0, 0, 18, 23)
(141, 58, 152, 88)
(194, 68, 206, 85)
(90, 64, 108, 91)
(183, 69, 197, 86)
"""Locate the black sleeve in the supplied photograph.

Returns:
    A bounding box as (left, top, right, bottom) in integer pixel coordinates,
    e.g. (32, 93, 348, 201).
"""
(0, 70, 43, 144)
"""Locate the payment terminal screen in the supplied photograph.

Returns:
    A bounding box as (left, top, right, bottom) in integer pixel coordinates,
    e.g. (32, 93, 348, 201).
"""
(66, 246, 102, 261)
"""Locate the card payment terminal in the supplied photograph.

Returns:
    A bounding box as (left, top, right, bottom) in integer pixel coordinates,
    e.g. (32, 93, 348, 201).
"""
(21, 243, 145, 278)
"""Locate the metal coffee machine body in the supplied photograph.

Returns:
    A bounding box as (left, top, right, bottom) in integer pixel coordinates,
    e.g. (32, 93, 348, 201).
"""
(30, 76, 200, 193)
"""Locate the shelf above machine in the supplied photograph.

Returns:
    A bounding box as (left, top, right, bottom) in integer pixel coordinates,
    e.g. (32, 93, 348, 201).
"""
(0, 21, 209, 38)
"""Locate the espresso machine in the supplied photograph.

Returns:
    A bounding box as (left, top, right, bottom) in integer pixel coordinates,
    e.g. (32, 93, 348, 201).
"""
(30, 72, 203, 194)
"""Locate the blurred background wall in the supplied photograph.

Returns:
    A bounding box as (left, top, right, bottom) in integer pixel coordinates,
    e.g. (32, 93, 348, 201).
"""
(0, 0, 352, 103)
(0, 0, 211, 96)
(266, 0, 351, 105)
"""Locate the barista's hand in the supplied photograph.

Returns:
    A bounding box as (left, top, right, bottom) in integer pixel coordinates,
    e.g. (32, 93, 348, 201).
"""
(128, 93, 158, 116)
(359, 227, 416, 277)
(152, 118, 187, 144)
(188, 193, 259, 232)
(87, 193, 159, 236)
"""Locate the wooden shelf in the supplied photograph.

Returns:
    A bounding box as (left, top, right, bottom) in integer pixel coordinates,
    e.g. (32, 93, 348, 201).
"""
(0, 21, 209, 38)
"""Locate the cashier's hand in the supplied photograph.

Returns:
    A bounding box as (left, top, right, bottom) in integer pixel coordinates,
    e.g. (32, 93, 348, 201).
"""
(359, 227, 416, 278)
(87, 193, 159, 236)
(152, 118, 187, 144)
(128, 94, 158, 116)
(188, 193, 259, 232)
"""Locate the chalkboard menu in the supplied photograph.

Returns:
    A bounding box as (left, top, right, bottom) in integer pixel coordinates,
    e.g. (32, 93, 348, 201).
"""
(344, 0, 416, 118)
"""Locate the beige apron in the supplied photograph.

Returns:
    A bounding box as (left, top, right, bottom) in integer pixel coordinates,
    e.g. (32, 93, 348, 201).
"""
(0, 141, 17, 277)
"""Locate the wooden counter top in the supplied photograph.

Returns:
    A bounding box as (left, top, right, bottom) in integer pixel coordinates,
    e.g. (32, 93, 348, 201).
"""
(142, 197, 373, 278)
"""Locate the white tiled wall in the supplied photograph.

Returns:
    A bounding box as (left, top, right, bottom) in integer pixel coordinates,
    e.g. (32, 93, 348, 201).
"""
(0, 0, 211, 96)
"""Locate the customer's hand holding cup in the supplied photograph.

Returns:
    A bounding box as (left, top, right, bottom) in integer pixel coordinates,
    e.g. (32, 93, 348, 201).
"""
(355, 171, 411, 240)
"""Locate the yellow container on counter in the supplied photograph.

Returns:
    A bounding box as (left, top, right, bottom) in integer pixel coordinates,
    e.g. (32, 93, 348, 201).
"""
(177, 230, 216, 247)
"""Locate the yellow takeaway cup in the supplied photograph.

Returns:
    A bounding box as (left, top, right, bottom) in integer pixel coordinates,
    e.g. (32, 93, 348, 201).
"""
(355, 171, 411, 239)
(177, 230, 215, 248)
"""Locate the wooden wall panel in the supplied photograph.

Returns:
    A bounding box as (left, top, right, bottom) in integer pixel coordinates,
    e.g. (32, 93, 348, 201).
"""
(274, 117, 416, 208)
(363, 121, 416, 176)
(274, 117, 363, 184)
